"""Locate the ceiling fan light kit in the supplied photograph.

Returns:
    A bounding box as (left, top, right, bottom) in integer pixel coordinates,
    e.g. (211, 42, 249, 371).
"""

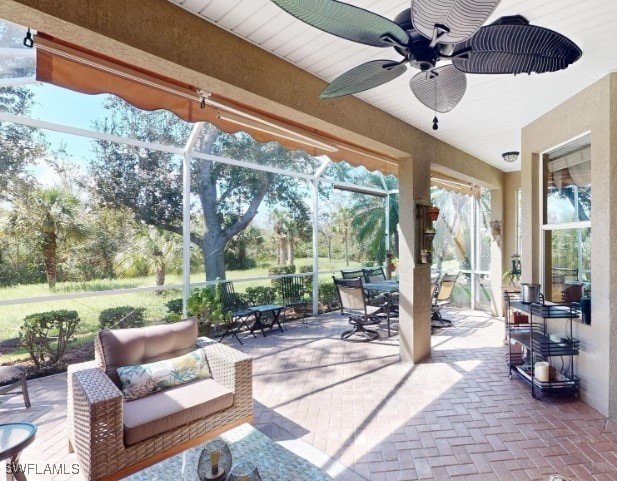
(271, 0, 582, 130)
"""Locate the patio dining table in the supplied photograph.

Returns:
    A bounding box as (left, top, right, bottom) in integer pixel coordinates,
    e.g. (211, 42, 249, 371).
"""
(363, 280, 399, 337)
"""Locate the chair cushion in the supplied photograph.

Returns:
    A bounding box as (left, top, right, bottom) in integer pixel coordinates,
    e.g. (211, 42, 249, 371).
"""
(0, 365, 26, 386)
(97, 319, 198, 388)
(117, 348, 211, 401)
(123, 378, 233, 446)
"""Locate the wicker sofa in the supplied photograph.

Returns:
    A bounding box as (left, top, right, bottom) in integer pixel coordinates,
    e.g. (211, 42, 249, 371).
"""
(67, 319, 253, 481)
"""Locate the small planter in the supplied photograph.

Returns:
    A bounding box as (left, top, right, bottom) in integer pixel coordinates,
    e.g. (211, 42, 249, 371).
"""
(424, 229, 436, 243)
(427, 206, 440, 222)
(198, 319, 212, 337)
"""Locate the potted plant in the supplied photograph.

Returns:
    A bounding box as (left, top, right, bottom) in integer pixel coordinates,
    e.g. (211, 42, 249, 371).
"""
(187, 280, 229, 337)
(427, 206, 440, 221)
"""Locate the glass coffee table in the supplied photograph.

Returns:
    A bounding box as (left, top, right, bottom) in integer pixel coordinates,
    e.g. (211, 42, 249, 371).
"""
(0, 422, 37, 481)
(124, 423, 332, 481)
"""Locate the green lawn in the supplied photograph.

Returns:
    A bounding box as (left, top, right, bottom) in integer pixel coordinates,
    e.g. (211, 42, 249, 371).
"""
(0, 257, 362, 342)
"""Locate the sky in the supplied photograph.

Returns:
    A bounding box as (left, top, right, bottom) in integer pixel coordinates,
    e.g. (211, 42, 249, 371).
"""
(29, 83, 108, 163)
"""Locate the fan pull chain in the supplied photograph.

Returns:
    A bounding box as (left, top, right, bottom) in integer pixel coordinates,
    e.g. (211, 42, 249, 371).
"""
(432, 77, 439, 130)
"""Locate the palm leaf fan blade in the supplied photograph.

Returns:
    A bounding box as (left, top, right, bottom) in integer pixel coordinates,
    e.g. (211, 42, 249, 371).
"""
(409, 65, 467, 113)
(321, 60, 407, 98)
(411, 0, 503, 44)
(271, 0, 408, 47)
(452, 22, 582, 74)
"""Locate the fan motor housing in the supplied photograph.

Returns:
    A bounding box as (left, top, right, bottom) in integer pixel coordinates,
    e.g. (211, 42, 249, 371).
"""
(394, 8, 439, 71)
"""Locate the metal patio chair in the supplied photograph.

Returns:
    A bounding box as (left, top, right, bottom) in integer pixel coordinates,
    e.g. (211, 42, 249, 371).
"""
(218, 281, 257, 345)
(431, 272, 459, 330)
(280, 275, 309, 322)
(333, 276, 383, 342)
(0, 365, 31, 408)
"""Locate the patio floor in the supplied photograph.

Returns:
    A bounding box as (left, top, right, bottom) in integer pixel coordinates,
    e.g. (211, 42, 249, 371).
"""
(2, 309, 617, 481)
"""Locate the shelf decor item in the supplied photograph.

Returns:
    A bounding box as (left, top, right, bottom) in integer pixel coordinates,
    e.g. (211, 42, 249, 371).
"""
(228, 460, 262, 481)
(197, 438, 232, 481)
(427, 206, 440, 221)
(424, 227, 436, 243)
(420, 249, 432, 264)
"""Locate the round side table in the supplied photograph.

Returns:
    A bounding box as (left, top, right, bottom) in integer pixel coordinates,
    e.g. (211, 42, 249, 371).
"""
(0, 423, 37, 481)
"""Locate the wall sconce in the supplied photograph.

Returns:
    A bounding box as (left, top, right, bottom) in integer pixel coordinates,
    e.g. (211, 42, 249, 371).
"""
(490, 220, 502, 245)
(502, 151, 519, 163)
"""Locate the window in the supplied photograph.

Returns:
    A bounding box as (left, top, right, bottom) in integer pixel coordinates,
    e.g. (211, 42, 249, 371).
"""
(543, 137, 591, 301)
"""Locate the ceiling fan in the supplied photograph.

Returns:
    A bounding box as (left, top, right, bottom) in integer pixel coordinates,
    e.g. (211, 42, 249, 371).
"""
(270, 0, 582, 130)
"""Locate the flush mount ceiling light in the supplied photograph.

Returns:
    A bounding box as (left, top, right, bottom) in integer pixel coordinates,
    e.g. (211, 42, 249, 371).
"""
(502, 151, 520, 163)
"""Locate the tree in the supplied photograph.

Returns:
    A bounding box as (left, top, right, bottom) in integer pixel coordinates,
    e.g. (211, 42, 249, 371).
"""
(271, 208, 311, 265)
(5, 187, 86, 288)
(0, 86, 46, 200)
(225, 225, 263, 270)
(64, 206, 130, 281)
(114, 224, 182, 288)
(318, 212, 334, 260)
(90, 98, 318, 281)
(349, 173, 399, 264)
(333, 207, 353, 266)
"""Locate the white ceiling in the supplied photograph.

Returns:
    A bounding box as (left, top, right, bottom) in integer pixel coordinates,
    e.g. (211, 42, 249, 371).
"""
(169, 0, 617, 172)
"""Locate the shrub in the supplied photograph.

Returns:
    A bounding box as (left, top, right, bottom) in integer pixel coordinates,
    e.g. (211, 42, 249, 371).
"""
(318, 281, 339, 312)
(269, 265, 296, 295)
(165, 298, 183, 315)
(224, 252, 256, 270)
(165, 313, 182, 323)
(187, 282, 228, 325)
(99, 306, 146, 330)
(20, 310, 81, 369)
(245, 286, 276, 305)
(298, 265, 313, 292)
(268, 265, 296, 276)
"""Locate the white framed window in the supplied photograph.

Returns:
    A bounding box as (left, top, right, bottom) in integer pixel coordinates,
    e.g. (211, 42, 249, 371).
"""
(542, 136, 591, 301)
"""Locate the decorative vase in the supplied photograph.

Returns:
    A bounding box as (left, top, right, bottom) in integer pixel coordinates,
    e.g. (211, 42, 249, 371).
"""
(228, 461, 262, 481)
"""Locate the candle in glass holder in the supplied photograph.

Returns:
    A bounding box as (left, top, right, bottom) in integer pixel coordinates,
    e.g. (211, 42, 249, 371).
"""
(210, 450, 220, 474)
(198, 439, 231, 481)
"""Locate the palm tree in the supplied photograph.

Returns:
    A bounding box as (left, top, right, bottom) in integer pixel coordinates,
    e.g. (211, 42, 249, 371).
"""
(114, 224, 182, 288)
(271, 208, 311, 266)
(332, 207, 354, 266)
(350, 173, 399, 264)
(5, 187, 86, 288)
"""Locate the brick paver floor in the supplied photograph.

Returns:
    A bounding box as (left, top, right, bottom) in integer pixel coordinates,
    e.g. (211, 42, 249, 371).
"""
(2, 309, 616, 481)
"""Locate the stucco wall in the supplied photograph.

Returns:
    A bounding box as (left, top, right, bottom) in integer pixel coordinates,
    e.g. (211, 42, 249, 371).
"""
(503, 172, 521, 266)
(522, 74, 617, 417)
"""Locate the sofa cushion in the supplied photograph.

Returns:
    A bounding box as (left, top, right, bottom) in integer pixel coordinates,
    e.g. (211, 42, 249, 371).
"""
(97, 319, 198, 388)
(117, 348, 211, 401)
(123, 378, 233, 446)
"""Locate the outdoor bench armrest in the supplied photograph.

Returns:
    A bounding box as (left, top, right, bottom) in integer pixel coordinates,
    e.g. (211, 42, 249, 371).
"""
(200, 342, 253, 419)
(69, 366, 125, 479)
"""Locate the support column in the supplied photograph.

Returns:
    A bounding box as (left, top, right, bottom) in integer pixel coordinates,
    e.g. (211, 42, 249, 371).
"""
(311, 179, 319, 316)
(398, 154, 432, 363)
(181, 123, 204, 317)
(490, 187, 504, 316)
